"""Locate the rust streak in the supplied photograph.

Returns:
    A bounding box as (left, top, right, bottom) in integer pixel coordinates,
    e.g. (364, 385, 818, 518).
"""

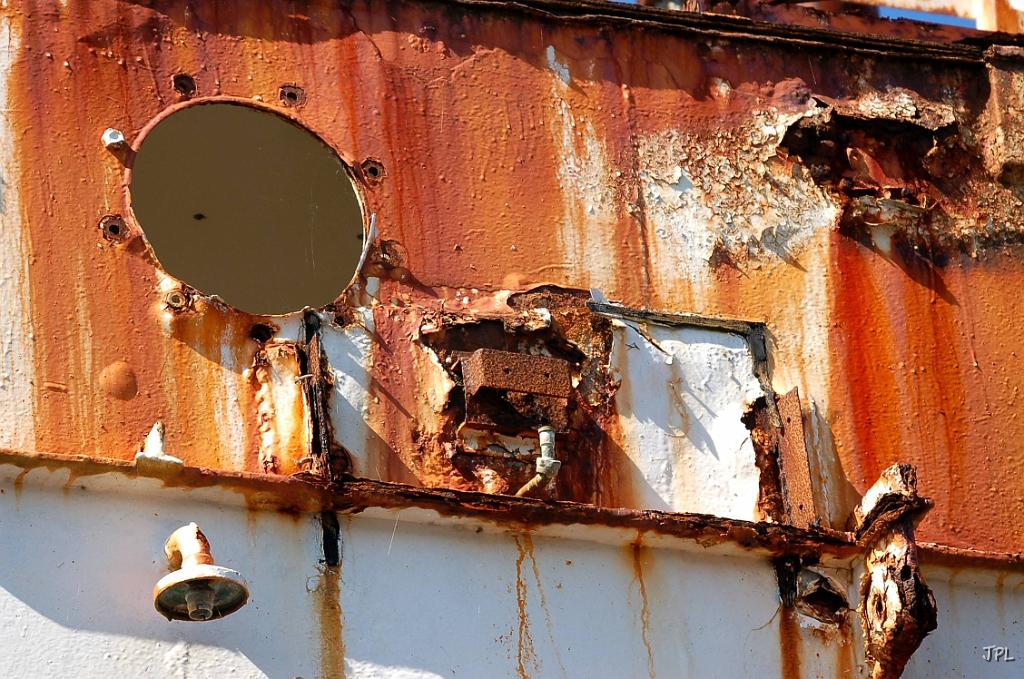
(778, 606, 803, 679)
(12, 468, 29, 508)
(523, 534, 568, 679)
(631, 540, 656, 679)
(513, 534, 537, 679)
(316, 512, 346, 679)
(315, 564, 346, 679)
(837, 619, 854, 677)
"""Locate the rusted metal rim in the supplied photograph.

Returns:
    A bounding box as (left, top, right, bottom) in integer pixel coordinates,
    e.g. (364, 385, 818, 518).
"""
(120, 96, 372, 318)
(5, 446, 1024, 571)
(440, 0, 1002, 63)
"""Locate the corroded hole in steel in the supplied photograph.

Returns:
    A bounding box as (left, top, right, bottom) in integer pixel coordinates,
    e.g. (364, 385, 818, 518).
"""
(130, 103, 364, 315)
(99, 214, 129, 243)
(795, 569, 849, 625)
(361, 159, 386, 184)
(172, 73, 197, 98)
(249, 323, 276, 343)
(279, 84, 306, 107)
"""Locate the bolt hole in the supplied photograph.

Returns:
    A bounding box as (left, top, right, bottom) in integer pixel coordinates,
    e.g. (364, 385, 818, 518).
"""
(279, 84, 306, 107)
(99, 215, 129, 243)
(164, 290, 188, 311)
(172, 73, 197, 98)
(193, 213, 206, 221)
(360, 159, 386, 185)
(249, 323, 276, 343)
(900, 565, 913, 581)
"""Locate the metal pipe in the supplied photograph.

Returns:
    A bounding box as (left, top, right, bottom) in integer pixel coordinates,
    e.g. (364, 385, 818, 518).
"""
(515, 426, 561, 498)
(164, 523, 216, 571)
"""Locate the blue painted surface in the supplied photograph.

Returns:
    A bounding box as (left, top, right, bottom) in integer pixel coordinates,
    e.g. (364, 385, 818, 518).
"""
(879, 6, 977, 28)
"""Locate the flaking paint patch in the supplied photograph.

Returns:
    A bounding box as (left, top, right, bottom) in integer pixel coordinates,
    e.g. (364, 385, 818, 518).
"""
(552, 97, 619, 288)
(0, 14, 33, 451)
(251, 341, 311, 474)
(546, 46, 571, 86)
(216, 322, 251, 471)
(640, 108, 838, 289)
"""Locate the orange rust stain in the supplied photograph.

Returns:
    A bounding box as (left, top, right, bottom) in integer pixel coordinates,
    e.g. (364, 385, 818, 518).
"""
(12, 469, 29, 507)
(366, 301, 442, 487)
(513, 534, 537, 679)
(778, 606, 802, 679)
(315, 564, 346, 679)
(830, 234, 1024, 551)
(995, 571, 1008, 625)
(630, 539, 656, 679)
(596, 370, 639, 510)
(836, 617, 854, 678)
(522, 534, 568, 678)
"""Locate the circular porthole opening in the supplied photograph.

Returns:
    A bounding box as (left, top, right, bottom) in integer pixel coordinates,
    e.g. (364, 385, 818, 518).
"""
(130, 102, 364, 316)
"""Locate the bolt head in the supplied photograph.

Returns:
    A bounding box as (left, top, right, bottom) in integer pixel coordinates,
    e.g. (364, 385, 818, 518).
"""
(102, 128, 126, 149)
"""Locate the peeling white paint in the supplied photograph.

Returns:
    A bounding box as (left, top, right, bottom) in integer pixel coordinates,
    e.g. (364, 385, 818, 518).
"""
(322, 309, 376, 477)
(640, 108, 838, 293)
(551, 98, 619, 289)
(546, 45, 571, 85)
(609, 321, 764, 518)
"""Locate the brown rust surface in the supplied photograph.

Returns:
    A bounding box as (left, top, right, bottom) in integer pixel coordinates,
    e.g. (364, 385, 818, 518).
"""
(745, 395, 788, 523)
(0, 448, 854, 556)
(463, 349, 572, 399)
(5, 0, 1024, 556)
(777, 389, 818, 529)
